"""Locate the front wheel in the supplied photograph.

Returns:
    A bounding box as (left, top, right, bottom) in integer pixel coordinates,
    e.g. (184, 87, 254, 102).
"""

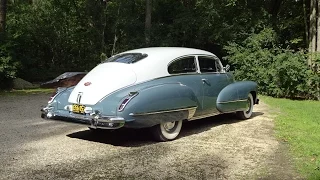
(236, 93, 254, 119)
(151, 120, 183, 141)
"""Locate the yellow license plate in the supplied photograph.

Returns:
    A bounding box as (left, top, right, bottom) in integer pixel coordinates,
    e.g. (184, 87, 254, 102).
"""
(72, 104, 85, 114)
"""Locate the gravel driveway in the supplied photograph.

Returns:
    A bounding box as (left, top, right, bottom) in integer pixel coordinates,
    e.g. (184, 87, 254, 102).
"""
(0, 94, 301, 179)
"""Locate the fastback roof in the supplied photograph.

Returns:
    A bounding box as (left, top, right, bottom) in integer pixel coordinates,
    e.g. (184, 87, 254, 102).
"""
(124, 47, 214, 62)
(121, 47, 217, 83)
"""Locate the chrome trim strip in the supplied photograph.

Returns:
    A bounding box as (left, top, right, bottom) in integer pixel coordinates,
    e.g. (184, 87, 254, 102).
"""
(189, 112, 221, 121)
(76, 92, 83, 104)
(217, 99, 247, 104)
(187, 108, 197, 119)
(167, 55, 198, 74)
(129, 106, 197, 116)
(195, 55, 224, 73)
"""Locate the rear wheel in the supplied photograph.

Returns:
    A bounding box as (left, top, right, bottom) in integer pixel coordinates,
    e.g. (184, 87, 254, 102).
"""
(236, 93, 254, 119)
(151, 120, 183, 141)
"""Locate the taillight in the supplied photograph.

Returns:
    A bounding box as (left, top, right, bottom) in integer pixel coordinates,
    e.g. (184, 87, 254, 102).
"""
(118, 92, 138, 112)
(48, 91, 58, 103)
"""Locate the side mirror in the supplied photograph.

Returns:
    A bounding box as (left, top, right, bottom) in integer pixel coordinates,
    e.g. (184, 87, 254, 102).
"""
(224, 64, 230, 72)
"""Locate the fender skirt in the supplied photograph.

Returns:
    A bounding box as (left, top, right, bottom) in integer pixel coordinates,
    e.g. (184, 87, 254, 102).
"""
(216, 81, 257, 113)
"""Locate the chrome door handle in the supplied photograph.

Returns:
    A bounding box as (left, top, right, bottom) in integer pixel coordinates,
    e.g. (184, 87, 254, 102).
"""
(202, 78, 210, 85)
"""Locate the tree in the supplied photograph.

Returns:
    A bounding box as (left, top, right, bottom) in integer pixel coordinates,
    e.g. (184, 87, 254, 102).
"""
(317, 0, 320, 52)
(145, 0, 152, 46)
(0, 0, 7, 33)
(309, 0, 317, 66)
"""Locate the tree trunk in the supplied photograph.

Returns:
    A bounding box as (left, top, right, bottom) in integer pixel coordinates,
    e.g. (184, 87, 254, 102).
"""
(303, 0, 309, 47)
(317, 0, 320, 52)
(100, 0, 107, 56)
(309, 0, 317, 66)
(316, 0, 320, 101)
(0, 0, 7, 33)
(145, 0, 152, 46)
(269, 0, 283, 22)
(111, 3, 120, 56)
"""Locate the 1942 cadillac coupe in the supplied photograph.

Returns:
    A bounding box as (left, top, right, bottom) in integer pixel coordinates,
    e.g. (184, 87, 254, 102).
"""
(41, 47, 259, 141)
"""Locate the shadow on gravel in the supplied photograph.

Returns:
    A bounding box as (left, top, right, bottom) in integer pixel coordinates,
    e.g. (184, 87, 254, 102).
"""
(67, 128, 154, 147)
(67, 111, 264, 147)
(180, 111, 264, 137)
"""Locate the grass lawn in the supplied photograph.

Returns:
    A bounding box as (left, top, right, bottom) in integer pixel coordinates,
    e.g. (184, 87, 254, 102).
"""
(0, 88, 55, 96)
(262, 96, 320, 179)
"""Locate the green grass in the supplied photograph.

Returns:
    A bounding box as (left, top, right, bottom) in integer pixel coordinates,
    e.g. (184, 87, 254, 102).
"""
(262, 96, 320, 179)
(0, 88, 55, 96)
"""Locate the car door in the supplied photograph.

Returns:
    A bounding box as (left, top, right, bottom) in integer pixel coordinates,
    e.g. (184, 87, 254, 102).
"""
(197, 56, 232, 116)
(166, 56, 204, 117)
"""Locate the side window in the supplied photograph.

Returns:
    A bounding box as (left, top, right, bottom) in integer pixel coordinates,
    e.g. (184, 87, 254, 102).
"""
(168, 56, 196, 74)
(198, 56, 221, 73)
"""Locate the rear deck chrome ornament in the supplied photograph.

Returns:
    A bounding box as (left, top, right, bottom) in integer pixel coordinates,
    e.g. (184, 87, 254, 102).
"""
(84, 82, 92, 86)
(76, 92, 83, 104)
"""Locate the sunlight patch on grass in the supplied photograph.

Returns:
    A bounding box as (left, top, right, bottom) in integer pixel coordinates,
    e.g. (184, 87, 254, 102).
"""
(0, 88, 55, 96)
(262, 96, 320, 179)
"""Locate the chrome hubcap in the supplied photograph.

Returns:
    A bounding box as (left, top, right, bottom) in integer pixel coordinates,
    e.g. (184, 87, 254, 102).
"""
(246, 98, 251, 113)
(163, 122, 176, 131)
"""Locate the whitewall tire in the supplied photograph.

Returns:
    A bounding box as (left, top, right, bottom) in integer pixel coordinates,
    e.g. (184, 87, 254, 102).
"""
(152, 120, 183, 141)
(236, 93, 254, 119)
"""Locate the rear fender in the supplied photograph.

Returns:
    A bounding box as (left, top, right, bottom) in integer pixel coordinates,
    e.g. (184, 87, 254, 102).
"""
(216, 81, 257, 113)
(119, 83, 199, 128)
(54, 87, 77, 110)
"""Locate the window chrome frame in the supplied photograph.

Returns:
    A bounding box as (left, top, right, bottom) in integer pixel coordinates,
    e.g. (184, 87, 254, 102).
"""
(167, 55, 199, 75)
(195, 55, 224, 74)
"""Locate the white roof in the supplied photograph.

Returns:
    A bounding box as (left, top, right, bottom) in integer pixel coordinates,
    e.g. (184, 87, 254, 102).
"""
(69, 47, 217, 105)
(124, 47, 215, 63)
(121, 47, 216, 82)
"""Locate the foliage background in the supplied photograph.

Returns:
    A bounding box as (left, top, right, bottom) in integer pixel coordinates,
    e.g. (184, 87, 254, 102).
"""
(0, 0, 319, 99)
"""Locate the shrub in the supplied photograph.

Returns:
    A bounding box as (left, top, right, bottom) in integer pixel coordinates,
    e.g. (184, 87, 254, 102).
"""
(224, 28, 319, 100)
(0, 40, 19, 89)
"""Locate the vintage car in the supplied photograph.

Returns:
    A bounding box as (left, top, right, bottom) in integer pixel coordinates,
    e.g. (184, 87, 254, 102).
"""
(41, 47, 259, 141)
(40, 72, 87, 88)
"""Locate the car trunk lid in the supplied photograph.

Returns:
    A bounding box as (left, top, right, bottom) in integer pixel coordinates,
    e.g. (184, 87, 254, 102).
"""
(68, 63, 136, 105)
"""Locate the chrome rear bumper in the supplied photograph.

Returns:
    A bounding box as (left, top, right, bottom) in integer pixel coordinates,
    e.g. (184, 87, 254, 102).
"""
(41, 107, 125, 129)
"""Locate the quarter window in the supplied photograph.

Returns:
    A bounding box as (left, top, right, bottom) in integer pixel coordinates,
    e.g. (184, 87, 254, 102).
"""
(168, 57, 196, 74)
(104, 53, 147, 64)
(198, 56, 221, 73)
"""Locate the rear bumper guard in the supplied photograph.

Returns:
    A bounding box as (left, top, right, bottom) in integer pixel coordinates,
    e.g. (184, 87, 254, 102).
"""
(41, 107, 125, 129)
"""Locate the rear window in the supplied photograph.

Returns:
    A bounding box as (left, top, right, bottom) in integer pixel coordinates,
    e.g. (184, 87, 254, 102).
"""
(104, 53, 148, 64)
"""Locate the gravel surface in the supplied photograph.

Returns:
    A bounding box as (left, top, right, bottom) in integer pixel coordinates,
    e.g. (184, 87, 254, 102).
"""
(0, 94, 301, 179)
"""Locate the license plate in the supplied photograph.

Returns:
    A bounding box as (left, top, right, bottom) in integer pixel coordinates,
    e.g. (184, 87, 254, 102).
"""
(72, 104, 85, 114)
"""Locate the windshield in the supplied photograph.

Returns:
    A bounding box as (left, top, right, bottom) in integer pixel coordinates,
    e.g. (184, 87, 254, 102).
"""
(104, 53, 148, 64)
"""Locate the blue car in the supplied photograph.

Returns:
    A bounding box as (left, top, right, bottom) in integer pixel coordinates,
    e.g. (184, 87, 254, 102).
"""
(41, 47, 259, 141)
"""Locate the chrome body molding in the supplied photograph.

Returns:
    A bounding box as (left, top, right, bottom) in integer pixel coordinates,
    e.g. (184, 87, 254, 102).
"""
(129, 106, 197, 119)
(189, 112, 221, 121)
(217, 99, 247, 104)
(118, 92, 139, 112)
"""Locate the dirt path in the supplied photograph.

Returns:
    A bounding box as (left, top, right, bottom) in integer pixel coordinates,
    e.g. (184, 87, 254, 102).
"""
(0, 95, 301, 179)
